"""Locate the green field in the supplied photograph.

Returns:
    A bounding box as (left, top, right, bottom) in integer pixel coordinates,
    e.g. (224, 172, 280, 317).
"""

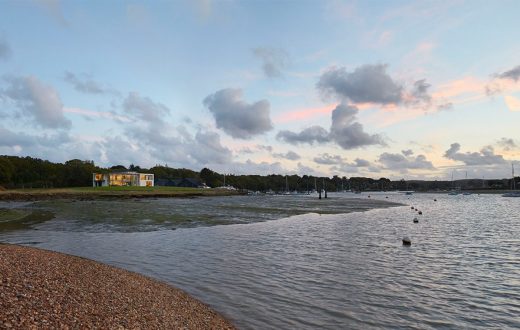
(0, 186, 243, 200)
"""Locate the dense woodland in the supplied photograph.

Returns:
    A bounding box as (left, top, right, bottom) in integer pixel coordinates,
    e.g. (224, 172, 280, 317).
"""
(0, 155, 517, 192)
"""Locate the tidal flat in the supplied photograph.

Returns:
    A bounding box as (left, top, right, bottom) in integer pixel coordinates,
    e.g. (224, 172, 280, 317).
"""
(0, 195, 400, 233)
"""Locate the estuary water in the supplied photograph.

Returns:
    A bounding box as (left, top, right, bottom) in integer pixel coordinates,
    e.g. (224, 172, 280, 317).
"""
(1, 193, 519, 329)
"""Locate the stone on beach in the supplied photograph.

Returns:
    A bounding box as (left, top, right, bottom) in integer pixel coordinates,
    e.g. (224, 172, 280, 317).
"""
(0, 244, 235, 329)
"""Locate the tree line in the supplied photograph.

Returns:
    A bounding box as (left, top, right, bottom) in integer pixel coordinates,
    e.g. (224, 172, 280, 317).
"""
(0, 155, 516, 191)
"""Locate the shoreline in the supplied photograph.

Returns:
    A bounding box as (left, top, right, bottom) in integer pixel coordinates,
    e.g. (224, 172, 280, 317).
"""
(0, 243, 236, 329)
(0, 187, 244, 201)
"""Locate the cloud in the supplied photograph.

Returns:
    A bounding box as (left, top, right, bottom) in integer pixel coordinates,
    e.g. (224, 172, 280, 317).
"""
(0, 38, 11, 60)
(0, 125, 71, 157)
(123, 92, 170, 124)
(313, 153, 345, 165)
(95, 135, 142, 167)
(203, 88, 273, 139)
(329, 156, 372, 174)
(402, 149, 414, 156)
(317, 64, 403, 104)
(189, 131, 233, 164)
(274, 105, 335, 124)
(411, 79, 432, 104)
(256, 144, 273, 152)
(314, 153, 371, 173)
(378, 152, 434, 171)
(504, 95, 520, 112)
(63, 107, 131, 123)
(486, 65, 520, 96)
(437, 102, 453, 111)
(296, 162, 325, 177)
(2, 75, 71, 129)
(497, 137, 518, 151)
(118, 92, 232, 168)
(353, 158, 371, 167)
(273, 150, 301, 161)
(496, 65, 520, 82)
(0, 126, 36, 147)
(64, 72, 111, 94)
(125, 123, 233, 168)
(276, 126, 330, 145)
(329, 104, 386, 149)
(444, 143, 507, 165)
(277, 104, 385, 150)
(223, 159, 286, 176)
(252, 47, 290, 78)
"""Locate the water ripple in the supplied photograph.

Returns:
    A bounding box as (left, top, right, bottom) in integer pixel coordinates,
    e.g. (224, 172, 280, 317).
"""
(1, 193, 520, 329)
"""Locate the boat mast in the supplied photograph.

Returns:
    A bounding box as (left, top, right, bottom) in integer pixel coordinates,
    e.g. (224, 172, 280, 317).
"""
(513, 163, 516, 190)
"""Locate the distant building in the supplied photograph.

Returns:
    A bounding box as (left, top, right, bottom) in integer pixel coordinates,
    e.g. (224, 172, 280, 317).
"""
(92, 171, 154, 187)
(155, 178, 208, 188)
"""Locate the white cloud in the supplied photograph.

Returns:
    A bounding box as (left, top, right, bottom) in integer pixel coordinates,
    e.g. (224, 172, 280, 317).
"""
(203, 88, 273, 139)
(2, 76, 71, 129)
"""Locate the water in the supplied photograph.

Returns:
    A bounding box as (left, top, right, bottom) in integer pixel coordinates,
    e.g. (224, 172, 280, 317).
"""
(1, 193, 519, 329)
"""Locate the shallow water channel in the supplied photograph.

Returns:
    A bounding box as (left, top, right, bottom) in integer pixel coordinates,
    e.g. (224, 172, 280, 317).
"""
(1, 193, 519, 329)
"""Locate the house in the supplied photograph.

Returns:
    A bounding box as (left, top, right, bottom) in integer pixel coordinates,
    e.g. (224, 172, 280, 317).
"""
(155, 177, 207, 188)
(92, 171, 154, 187)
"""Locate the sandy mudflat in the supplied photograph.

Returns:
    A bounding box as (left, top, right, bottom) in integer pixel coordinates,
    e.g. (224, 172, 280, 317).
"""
(0, 244, 235, 329)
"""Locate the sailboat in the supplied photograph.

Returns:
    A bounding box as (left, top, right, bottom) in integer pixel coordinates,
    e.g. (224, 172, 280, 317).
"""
(462, 171, 472, 195)
(284, 175, 291, 195)
(448, 170, 459, 195)
(502, 164, 520, 197)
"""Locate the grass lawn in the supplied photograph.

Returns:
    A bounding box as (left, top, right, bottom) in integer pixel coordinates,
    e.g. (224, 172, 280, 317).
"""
(0, 186, 242, 200)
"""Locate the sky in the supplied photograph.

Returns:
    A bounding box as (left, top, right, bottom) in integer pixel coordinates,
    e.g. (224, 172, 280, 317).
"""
(0, 0, 519, 180)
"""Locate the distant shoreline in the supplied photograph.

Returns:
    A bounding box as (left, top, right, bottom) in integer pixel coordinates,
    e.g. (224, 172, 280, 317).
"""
(0, 243, 235, 329)
(0, 186, 245, 201)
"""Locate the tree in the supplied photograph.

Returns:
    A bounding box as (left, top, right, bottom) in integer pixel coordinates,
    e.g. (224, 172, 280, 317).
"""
(0, 158, 14, 186)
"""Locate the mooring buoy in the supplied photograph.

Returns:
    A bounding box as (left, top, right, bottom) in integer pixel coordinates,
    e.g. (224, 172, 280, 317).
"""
(413, 217, 419, 223)
(418, 211, 422, 215)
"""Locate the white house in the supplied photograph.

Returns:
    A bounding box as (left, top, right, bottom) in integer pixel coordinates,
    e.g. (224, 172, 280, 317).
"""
(92, 171, 154, 187)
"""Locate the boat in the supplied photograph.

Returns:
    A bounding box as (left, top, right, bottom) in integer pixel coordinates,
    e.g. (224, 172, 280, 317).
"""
(502, 191, 520, 197)
(283, 175, 291, 195)
(462, 171, 472, 195)
(448, 170, 460, 195)
(502, 164, 520, 197)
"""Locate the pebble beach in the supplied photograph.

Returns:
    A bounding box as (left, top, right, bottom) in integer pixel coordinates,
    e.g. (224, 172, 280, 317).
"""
(0, 243, 235, 329)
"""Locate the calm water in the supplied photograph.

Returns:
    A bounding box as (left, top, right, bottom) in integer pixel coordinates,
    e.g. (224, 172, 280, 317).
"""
(1, 193, 519, 329)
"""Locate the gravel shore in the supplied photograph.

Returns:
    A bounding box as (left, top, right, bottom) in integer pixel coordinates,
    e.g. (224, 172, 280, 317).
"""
(0, 244, 235, 329)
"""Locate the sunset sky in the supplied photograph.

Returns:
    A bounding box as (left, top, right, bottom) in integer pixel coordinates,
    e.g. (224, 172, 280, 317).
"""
(1, 0, 519, 180)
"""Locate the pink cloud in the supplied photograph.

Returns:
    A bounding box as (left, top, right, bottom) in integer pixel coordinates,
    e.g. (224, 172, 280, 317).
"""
(433, 76, 484, 99)
(504, 95, 520, 112)
(274, 104, 337, 124)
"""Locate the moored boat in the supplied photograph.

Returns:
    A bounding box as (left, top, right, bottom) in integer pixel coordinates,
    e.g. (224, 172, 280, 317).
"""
(502, 164, 519, 197)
